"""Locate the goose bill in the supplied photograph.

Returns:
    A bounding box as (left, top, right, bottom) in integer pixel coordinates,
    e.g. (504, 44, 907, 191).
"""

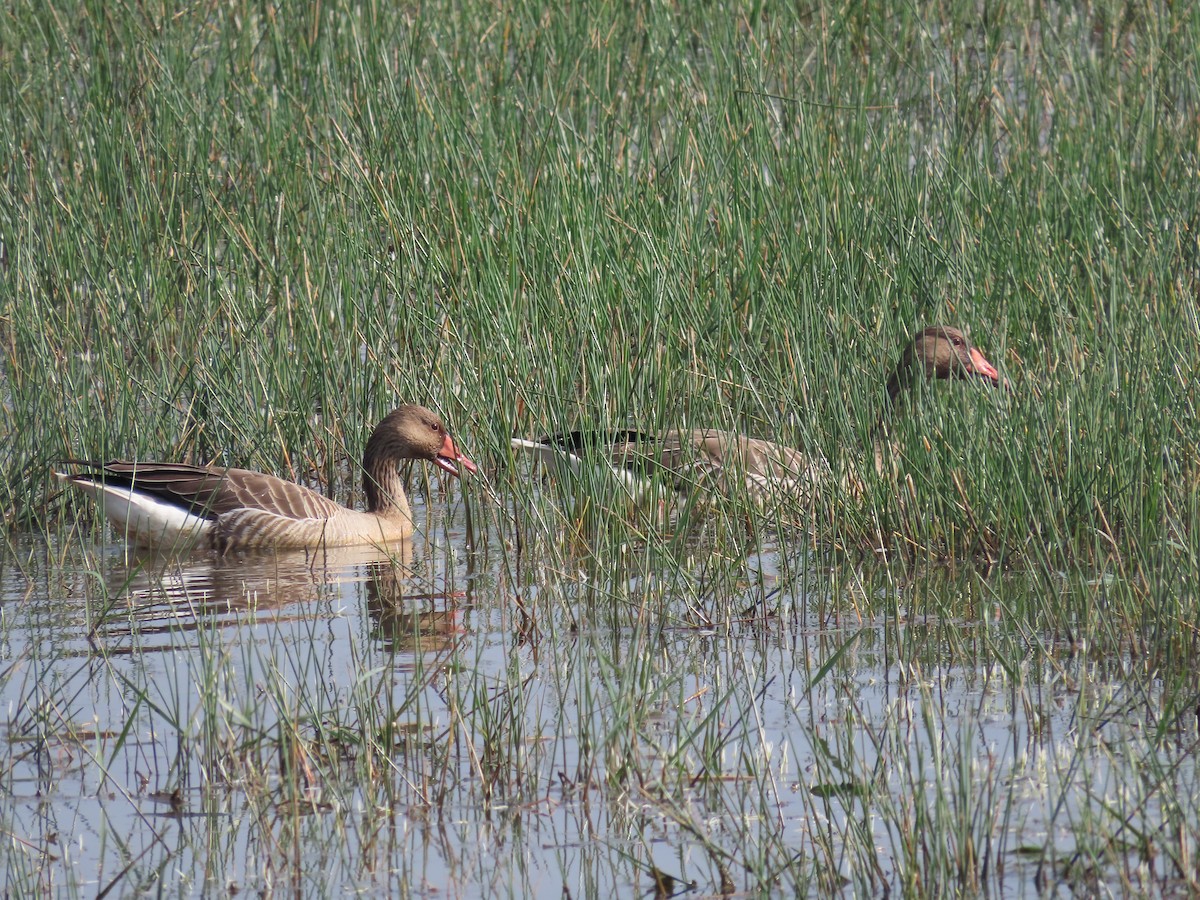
(968, 347, 1001, 386)
(435, 435, 478, 477)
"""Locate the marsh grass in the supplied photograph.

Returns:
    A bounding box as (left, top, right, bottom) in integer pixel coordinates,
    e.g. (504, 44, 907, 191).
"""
(3, 0, 1200, 895)
(4, 0, 1194, 575)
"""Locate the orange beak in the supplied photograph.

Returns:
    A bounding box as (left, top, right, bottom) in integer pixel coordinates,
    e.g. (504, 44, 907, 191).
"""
(968, 347, 1005, 388)
(435, 433, 478, 477)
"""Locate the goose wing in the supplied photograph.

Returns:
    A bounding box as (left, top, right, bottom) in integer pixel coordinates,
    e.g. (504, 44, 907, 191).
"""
(62, 462, 345, 521)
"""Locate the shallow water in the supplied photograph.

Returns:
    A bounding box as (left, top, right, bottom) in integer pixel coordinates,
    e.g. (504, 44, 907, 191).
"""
(2, 494, 1195, 897)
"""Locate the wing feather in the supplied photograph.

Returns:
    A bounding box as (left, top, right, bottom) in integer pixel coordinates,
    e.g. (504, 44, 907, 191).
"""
(65, 462, 344, 521)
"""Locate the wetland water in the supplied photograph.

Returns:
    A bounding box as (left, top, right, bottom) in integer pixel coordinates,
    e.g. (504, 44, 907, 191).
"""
(1, 490, 1194, 896)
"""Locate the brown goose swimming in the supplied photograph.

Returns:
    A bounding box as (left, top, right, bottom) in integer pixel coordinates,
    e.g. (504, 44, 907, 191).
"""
(511, 325, 1004, 501)
(57, 404, 477, 551)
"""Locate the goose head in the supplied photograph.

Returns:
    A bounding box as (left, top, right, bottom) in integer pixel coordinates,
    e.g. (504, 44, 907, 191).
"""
(364, 405, 478, 478)
(885, 326, 1004, 402)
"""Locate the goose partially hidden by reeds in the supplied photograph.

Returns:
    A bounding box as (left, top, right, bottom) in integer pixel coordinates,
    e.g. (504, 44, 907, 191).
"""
(511, 326, 1004, 503)
(56, 404, 477, 552)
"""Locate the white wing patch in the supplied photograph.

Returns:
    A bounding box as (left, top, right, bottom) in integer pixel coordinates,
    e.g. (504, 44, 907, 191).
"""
(510, 438, 655, 500)
(56, 474, 212, 551)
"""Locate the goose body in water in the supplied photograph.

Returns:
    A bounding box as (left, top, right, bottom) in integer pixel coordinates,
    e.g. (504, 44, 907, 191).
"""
(56, 404, 477, 551)
(511, 326, 1004, 502)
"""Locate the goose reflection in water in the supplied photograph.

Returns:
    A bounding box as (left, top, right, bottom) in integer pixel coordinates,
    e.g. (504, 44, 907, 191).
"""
(90, 541, 465, 658)
(364, 564, 465, 657)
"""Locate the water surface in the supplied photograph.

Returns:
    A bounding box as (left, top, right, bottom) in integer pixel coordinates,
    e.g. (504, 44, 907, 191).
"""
(1, 498, 1193, 896)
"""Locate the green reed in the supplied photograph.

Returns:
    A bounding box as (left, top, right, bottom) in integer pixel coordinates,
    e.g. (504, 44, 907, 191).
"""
(2, 0, 1194, 574)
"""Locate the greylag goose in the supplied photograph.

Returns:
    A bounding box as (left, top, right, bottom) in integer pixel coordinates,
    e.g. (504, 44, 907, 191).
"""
(56, 404, 477, 552)
(511, 326, 1003, 502)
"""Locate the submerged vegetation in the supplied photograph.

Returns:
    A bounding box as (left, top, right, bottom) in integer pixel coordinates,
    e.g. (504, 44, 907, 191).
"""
(1, 0, 1199, 895)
